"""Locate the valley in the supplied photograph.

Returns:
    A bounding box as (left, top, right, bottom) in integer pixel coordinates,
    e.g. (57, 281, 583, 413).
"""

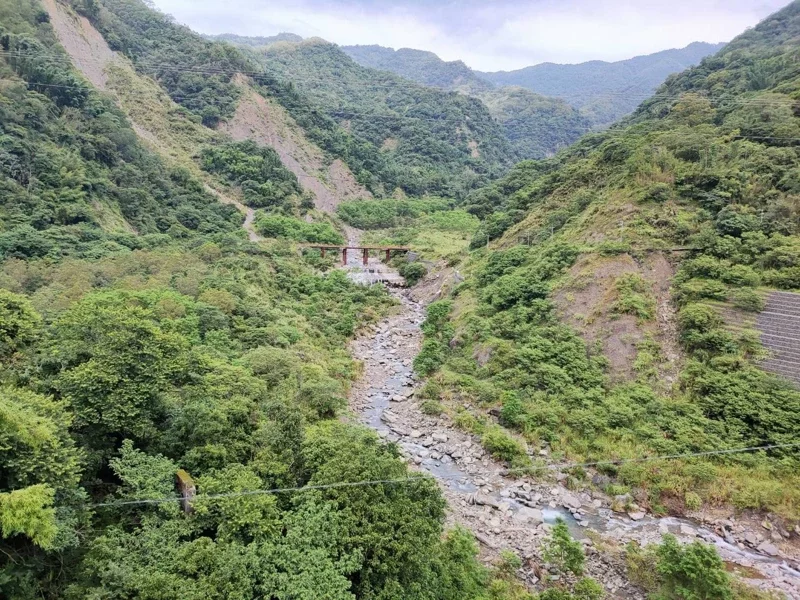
(1, 0, 799, 599)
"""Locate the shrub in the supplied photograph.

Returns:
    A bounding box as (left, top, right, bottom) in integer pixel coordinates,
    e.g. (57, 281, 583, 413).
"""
(612, 274, 656, 321)
(400, 262, 427, 285)
(0, 289, 41, 358)
(684, 491, 702, 511)
(543, 518, 585, 576)
(643, 183, 673, 203)
(481, 426, 527, 464)
(420, 399, 444, 415)
(500, 391, 525, 427)
(572, 578, 605, 600)
(730, 288, 765, 312)
(720, 264, 760, 287)
(255, 215, 344, 244)
(656, 536, 733, 600)
(414, 339, 448, 376)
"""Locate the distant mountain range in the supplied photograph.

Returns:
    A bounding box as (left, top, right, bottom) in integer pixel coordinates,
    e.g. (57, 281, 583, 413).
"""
(340, 45, 593, 158)
(342, 42, 726, 128)
(477, 42, 727, 126)
(208, 34, 727, 161)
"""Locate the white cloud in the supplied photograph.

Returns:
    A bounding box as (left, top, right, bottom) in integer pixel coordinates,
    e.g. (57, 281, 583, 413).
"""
(152, 0, 789, 71)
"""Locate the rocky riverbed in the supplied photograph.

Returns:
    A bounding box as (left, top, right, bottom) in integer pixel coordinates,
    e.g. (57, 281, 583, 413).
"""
(347, 282, 800, 599)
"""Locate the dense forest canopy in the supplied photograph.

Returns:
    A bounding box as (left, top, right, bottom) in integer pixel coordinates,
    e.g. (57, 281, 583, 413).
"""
(342, 44, 593, 160)
(67, 0, 510, 199)
(0, 1, 538, 598)
(237, 38, 517, 197)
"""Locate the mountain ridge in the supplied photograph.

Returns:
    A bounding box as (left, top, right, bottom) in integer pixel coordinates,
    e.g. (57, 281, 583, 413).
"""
(477, 41, 727, 125)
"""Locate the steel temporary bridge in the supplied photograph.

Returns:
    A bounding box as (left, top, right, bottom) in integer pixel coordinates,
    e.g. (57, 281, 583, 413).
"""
(300, 244, 411, 266)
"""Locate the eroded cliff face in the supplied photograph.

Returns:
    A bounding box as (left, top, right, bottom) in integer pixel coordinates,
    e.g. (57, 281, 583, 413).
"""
(219, 77, 371, 213)
(43, 0, 367, 222)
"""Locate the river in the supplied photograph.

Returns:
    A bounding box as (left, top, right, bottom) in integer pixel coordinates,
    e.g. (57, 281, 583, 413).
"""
(344, 250, 800, 599)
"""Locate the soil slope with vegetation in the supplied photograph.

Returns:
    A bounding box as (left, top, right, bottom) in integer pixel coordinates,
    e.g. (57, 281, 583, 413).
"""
(420, 1, 800, 530)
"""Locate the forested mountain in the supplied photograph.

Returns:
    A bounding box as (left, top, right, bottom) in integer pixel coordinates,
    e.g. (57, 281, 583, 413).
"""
(73, 0, 515, 199)
(424, 0, 800, 530)
(342, 44, 592, 160)
(342, 45, 492, 94)
(224, 37, 517, 197)
(207, 32, 303, 47)
(478, 42, 727, 126)
(2, 0, 798, 597)
(0, 0, 535, 598)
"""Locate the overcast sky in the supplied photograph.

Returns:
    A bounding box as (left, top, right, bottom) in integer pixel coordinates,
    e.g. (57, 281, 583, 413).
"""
(151, 0, 788, 71)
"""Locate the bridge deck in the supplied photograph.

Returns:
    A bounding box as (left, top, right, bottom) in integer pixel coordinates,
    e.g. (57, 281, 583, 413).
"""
(299, 244, 411, 251)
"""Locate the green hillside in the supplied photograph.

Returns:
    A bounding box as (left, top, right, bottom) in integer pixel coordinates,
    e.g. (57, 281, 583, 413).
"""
(478, 42, 727, 126)
(343, 44, 592, 160)
(230, 37, 517, 197)
(342, 45, 492, 94)
(425, 2, 800, 518)
(0, 1, 532, 598)
(66, 0, 515, 199)
(207, 32, 303, 47)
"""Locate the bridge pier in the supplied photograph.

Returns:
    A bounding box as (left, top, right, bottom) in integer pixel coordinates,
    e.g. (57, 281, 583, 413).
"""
(362, 248, 369, 266)
(342, 248, 348, 266)
(320, 248, 326, 259)
(385, 249, 391, 262)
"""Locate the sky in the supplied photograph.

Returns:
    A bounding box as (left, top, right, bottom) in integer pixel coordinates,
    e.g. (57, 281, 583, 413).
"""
(151, 0, 789, 71)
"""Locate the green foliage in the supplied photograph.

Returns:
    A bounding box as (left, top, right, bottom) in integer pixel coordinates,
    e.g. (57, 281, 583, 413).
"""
(201, 140, 302, 210)
(0, 484, 57, 549)
(415, 301, 454, 375)
(542, 518, 585, 576)
(73, 0, 246, 127)
(400, 262, 427, 286)
(255, 214, 344, 244)
(481, 426, 528, 465)
(729, 288, 765, 312)
(242, 38, 516, 198)
(0, 6, 241, 259)
(343, 45, 595, 161)
(627, 536, 733, 600)
(337, 198, 451, 229)
(0, 387, 81, 492)
(0, 289, 40, 358)
(612, 274, 656, 321)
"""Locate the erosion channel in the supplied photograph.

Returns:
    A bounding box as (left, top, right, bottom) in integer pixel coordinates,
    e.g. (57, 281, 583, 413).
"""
(345, 257, 800, 600)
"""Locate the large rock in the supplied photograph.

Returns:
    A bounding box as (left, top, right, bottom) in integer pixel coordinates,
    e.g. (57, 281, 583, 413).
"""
(757, 541, 780, 557)
(432, 432, 448, 443)
(514, 507, 544, 524)
(562, 494, 583, 510)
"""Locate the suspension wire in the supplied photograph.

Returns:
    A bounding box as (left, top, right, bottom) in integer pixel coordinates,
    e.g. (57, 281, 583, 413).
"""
(73, 441, 800, 510)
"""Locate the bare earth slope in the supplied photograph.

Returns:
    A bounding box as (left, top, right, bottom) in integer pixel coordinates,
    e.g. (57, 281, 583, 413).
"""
(43, 0, 364, 233)
(220, 77, 371, 212)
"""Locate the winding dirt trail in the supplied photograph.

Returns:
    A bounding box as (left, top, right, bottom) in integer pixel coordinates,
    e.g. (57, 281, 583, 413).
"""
(347, 267, 800, 599)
